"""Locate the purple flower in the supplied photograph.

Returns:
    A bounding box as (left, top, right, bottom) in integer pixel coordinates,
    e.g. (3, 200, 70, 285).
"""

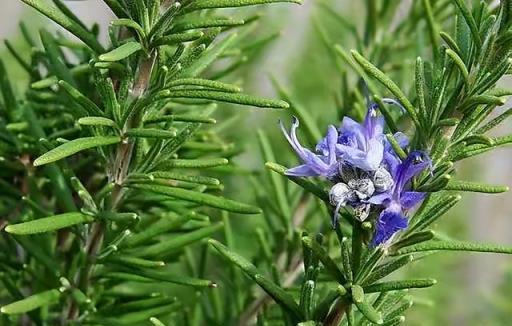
(280, 117, 339, 177)
(369, 151, 432, 246)
(335, 104, 385, 171)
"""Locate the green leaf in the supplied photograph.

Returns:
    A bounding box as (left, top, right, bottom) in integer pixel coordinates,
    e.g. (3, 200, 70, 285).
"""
(5, 213, 94, 235)
(167, 78, 241, 93)
(181, 0, 302, 14)
(355, 248, 386, 284)
(150, 171, 220, 186)
(78, 117, 116, 127)
(146, 114, 216, 124)
(265, 162, 329, 202)
(131, 184, 261, 214)
(258, 130, 291, 227)
(171, 18, 245, 32)
(351, 285, 383, 324)
(302, 236, 346, 284)
(153, 31, 204, 46)
(445, 49, 469, 88)
(179, 33, 238, 77)
(392, 240, 512, 255)
(126, 128, 177, 139)
(408, 194, 461, 233)
(91, 303, 181, 325)
(350, 50, 420, 128)
(106, 255, 165, 268)
(444, 180, 509, 193)
(363, 279, 437, 293)
(451, 0, 482, 47)
(341, 237, 353, 282)
(160, 89, 289, 109)
(364, 256, 414, 285)
(208, 239, 303, 319)
(111, 19, 145, 39)
(1, 289, 61, 315)
(132, 223, 224, 257)
(20, 0, 104, 53)
(385, 134, 407, 159)
(33, 136, 121, 166)
(389, 231, 436, 253)
(157, 158, 229, 169)
(58, 80, 104, 116)
(123, 214, 191, 247)
(99, 42, 143, 62)
(150, 317, 166, 326)
(122, 267, 216, 288)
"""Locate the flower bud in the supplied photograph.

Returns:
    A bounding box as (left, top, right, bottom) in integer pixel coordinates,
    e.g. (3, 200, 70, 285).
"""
(373, 167, 394, 192)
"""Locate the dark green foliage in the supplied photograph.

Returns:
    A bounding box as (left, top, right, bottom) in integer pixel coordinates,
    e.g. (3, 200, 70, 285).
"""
(0, 0, 300, 324)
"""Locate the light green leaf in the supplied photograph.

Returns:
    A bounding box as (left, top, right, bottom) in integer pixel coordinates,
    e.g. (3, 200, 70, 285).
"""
(171, 18, 245, 32)
(153, 31, 204, 46)
(392, 240, 512, 255)
(352, 285, 383, 325)
(126, 128, 177, 139)
(150, 171, 220, 186)
(302, 236, 346, 283)
(363, 279, 437, 293)
(265, 162, 329, 202)
(34, 136, 121, 166)
(130, 184, 261, 214)
(20, 0, 104, 52)
(78, 117, 116, 127)
(99, 41, 143, 62)
(167, 78, 241, 93)
(444, 180, 509, 193)
(451, 0, 482, 47)
(160, 89, 289, 109)
(5, 213, 94, 235)
(1, 289, 61, 314)
(157, 158, 229, 169)
(209, 239, 302, 319)
(350, 50, 420, 128)
(182, 0, 302, 14)
(133, 223, 224, 257)
(58, 80, 104, 116)
(111, 19, 145, 39)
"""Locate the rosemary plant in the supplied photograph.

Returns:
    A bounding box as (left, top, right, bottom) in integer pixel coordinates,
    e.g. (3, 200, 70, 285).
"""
(0, 0, 301, 325)
(203, 0, 512, 325)
(2, 0, 512, 326)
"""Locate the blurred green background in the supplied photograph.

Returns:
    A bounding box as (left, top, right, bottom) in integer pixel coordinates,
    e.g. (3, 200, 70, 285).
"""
(2, 1, 512, 325)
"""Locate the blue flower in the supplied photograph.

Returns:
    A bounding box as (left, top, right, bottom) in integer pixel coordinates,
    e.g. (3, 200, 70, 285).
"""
(369, 151, 432, 246)
(334, 104, 385, 171)
(280, 117, 339, 177)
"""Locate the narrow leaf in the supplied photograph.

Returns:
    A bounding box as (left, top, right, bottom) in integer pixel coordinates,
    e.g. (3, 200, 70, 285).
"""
(208, 239, 302, 319)
(5, 213, 94, 235)
(160, 89, 289, 109)
(1, 289, 61, 315)
(351, 285, 383, 324)
(99, 42, 143, 62)
(351, 50, 420, 127)
(363, 279, 437, 293)
(20, 0, 104, 52)
(130, 184, 261, 214)
(34, 136, 121, 166)
(444, 180, 509, 193)
(392, 240, 512, 255)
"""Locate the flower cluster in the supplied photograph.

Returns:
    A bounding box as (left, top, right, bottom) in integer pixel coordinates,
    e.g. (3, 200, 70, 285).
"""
(280, 102, 431, 246)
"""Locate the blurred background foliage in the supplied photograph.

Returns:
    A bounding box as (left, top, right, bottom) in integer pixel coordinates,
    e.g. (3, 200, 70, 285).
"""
(0, 1, 511, 325)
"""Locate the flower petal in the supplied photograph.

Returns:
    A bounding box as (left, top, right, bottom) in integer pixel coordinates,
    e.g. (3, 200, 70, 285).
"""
(371, 204, 408, 246)
(285, 164, 318, 177)
(400, 191, 426, 210)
